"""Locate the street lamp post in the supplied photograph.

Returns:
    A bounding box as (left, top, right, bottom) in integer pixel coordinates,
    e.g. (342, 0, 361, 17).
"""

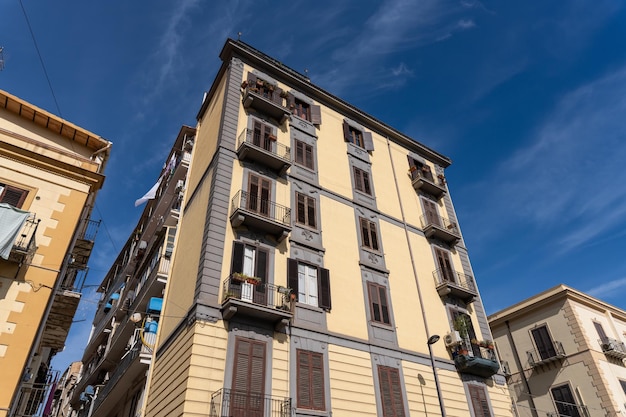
(427, 335, 446, 417)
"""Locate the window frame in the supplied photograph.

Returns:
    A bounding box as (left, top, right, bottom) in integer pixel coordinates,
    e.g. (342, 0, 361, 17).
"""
(550, 383, 581, 417)
(292, 98, 311, 122)
(467, 384, 493, 417)
(287, 259, 331, 310)
(295, 192, 317, 230)
(360, 217, 380, 252)
(377, 365, 405, 417)
(368, 282, 391, 325)
(0, 183, 28, 208)
(296, 349, 325, 411)
(294, 139, 314, 170)
(353, 166, 372, 195)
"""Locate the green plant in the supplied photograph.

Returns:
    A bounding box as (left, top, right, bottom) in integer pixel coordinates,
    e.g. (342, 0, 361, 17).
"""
(453, 315, 470, 339)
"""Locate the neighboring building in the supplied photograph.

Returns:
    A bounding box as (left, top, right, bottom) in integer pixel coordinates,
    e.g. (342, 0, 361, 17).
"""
(489, 284, 626, 417)
(0, 89, 110, 417)
(68, 126, 195, 417)
(141, 39, 512, 417)
(50, 361, 83, 417)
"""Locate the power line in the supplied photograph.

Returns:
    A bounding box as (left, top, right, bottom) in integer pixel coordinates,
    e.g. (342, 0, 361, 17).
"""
(18, 0, 62, 118)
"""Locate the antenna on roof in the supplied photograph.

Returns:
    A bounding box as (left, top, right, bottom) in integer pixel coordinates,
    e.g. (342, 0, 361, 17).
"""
(237, 32, 242, 41)
(0, 47, 4, 71)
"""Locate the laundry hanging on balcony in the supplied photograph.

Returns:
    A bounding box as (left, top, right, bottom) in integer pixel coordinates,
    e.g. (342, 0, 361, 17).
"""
(0, 203, 30, 259)
(134, 178, 162, 207)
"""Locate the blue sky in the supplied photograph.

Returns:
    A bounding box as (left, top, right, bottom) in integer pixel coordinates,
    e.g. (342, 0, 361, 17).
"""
(3, 0, 626, 373)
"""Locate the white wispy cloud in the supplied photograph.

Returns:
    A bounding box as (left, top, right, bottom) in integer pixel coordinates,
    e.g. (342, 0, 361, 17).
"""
(587, 277, 626, 299)
(457, 19, 476, 29)
(465, 64, 626, 256)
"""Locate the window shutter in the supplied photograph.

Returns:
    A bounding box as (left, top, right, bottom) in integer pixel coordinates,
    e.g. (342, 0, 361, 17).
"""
(273, 86, 283, 105)
(288, 259, 299, 300)
(307, 197, 316, 229)
(368, 282, 381, 322)
(255, 248, 268, 283)
(342, 121, 350, 142)
(379, 286, 390, 324)
(407, 156, 416, 169)
(287, 93, 296, 110)
(363, 171, 371, 195)
(297, 350, 325, 410)
(0, 186, 27, 208)
(532, 326, 556, 359)
(311, 351, 325, 409)
(363, 131, 374, 151)
(378, 366, 405, 417)
(469, 385, 491, 417)
(594, 322, 607, 340)
(370, 222, 379, 251)
(247, 72, 257, 86)
(310, 105, 322, 125)
(231, 242, 244, 274)
(297, 350, 311, 408)
(318, 267, 331, 310)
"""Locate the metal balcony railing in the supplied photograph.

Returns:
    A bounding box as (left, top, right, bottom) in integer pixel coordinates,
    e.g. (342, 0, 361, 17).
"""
(432, 268, 476, 291)
(548, 401, 589, 417)
(222, 275, 291, 311)
(75, 218, 101, 242)
(420, 214, 459, 234)
(238, 128, 291, 161)
(527, 340, 565, 366)
(231, 190, 291, 227)
(12, 214, 39, 253)
(599, 337, 626, 359)
(91, 342, 142, 414)
(12, 370, 59, 417)
(210, 388, 292, 417)
(410, 168, 445, 186)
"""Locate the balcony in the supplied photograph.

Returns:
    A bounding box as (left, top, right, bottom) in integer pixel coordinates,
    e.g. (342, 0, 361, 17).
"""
(230, 191, 291, 242)
(4, 213, 39, 278)
(410, 169, 446, 198)
(433, 268, 477, 302)
(527, 340, 566, 367)
(236, 128, 291, 174)
(242, 85, 291, 124)
(453, 343, 500, 378)
(41, 289, 81, 351)
(90, 340, 148, 416)
(420, 214, 460, 245)
(210, 388, 292, 417)
(221, 275, 292, 330)
(12, 370, 58, 417)
(599, 337, 626, 360)
(71, 218, 100, 269)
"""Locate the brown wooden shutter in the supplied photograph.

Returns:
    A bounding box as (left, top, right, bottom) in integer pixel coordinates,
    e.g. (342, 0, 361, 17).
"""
(532, 326, 556, 359)
(594, 322, 607, 340)
(318, 267, 331, 310)
(297, 350, 325, 410)
(435, 248, 454, 283)
(363, 131, 374, 151)
(379, 286, 390, 324)
(288, 258, 299, 300)
(363, 171, 371, 195)
(232, 337, 266, 394)
(360, 218, 371, 248)
(0, 185, 27, 208)
(342, 121, 350, 142)
(423, 199, 441, 226)
(305, 143, 314, 169)
(255, 248, 268, 283)
(231, 242, 244, 274)
(368, 282, 381, 322)
(469, 385, 492, 417)
(370, 222, 379, 251)
(310, 105, 321, 125)
(272, 86, 283, 105)
(378, 366, 405, 417)
(247, 72, 257, 86)
(307, 196, 316, 228)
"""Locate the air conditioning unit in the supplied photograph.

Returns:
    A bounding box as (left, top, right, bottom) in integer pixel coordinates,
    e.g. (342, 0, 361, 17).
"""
(444, 331, 462, 347)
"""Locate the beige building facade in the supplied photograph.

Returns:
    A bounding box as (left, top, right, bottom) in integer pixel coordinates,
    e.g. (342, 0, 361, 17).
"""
(0, 90, 110, 417)
(137, 39, 513, 417)
(489, 284, 626, 417)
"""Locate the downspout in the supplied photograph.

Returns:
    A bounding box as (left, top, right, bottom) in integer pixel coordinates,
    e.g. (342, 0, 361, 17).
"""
(505, 320, 538, 417)
(386, 138, 433, 346)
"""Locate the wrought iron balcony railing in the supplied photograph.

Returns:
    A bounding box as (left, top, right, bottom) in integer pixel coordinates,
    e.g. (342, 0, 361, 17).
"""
(599, 337, 626, 359)
(237, 128, 291, 161)
(210, 388, 292, 417)
(410, 168, 446, 198)
(433, 268, 477, 302)
(420, 214, 460, 244)
(222, 275, 291, 310)
(527, 340, 565, 367)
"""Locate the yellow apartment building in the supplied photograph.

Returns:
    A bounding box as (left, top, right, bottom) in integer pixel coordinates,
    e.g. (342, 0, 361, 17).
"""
(489, 284, 626, 417)
(137, 38, 514, 417)
(68, 126, 195, 417)
(0, 89, 110, 417)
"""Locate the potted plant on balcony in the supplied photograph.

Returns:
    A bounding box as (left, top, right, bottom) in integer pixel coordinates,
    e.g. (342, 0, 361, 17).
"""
(453, 315, 471, 355)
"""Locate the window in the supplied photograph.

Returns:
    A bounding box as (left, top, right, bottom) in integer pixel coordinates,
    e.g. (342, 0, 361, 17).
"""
(551, 384, 580, 417)
(531, 326, 557, 360)
(297, 349, 325, 410)
(293, 98, 310, 121)
(353, 167, 372, 195)
(594, 321, 608, 342)
(232, 337, 266, 417)
(0, 183, 28, 208)
(247, 174, 271, 216)
(287, 259, 331, 310)
(296, 192, 316, 229)
(468, 385, 492, 417)
(360, 217, 380, 251)
(422, 198, 441, 227)
(294, 140, 314, 169)
(231, 241, 269, 304)
(368, 282, 391, 325)
(377, 366, 405, 417)
(342, 120, 374, 151)
(252, 121, 273, 152)
(434, 248, 455, 283)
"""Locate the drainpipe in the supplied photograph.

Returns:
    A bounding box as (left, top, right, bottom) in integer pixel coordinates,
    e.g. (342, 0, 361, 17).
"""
(505, 320, 538, 417)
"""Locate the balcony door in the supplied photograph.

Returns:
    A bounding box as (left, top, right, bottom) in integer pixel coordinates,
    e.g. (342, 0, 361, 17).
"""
(551, 384, 580, 417)
(231, 242, 268, 305)
(422, 199, 441, 227)
(253, 121, 273, 152)
(231, 337, 266, 417)
(247, 174, 271, 217)
(435, 248, 455, 283)
(532, 326, 557, 360)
